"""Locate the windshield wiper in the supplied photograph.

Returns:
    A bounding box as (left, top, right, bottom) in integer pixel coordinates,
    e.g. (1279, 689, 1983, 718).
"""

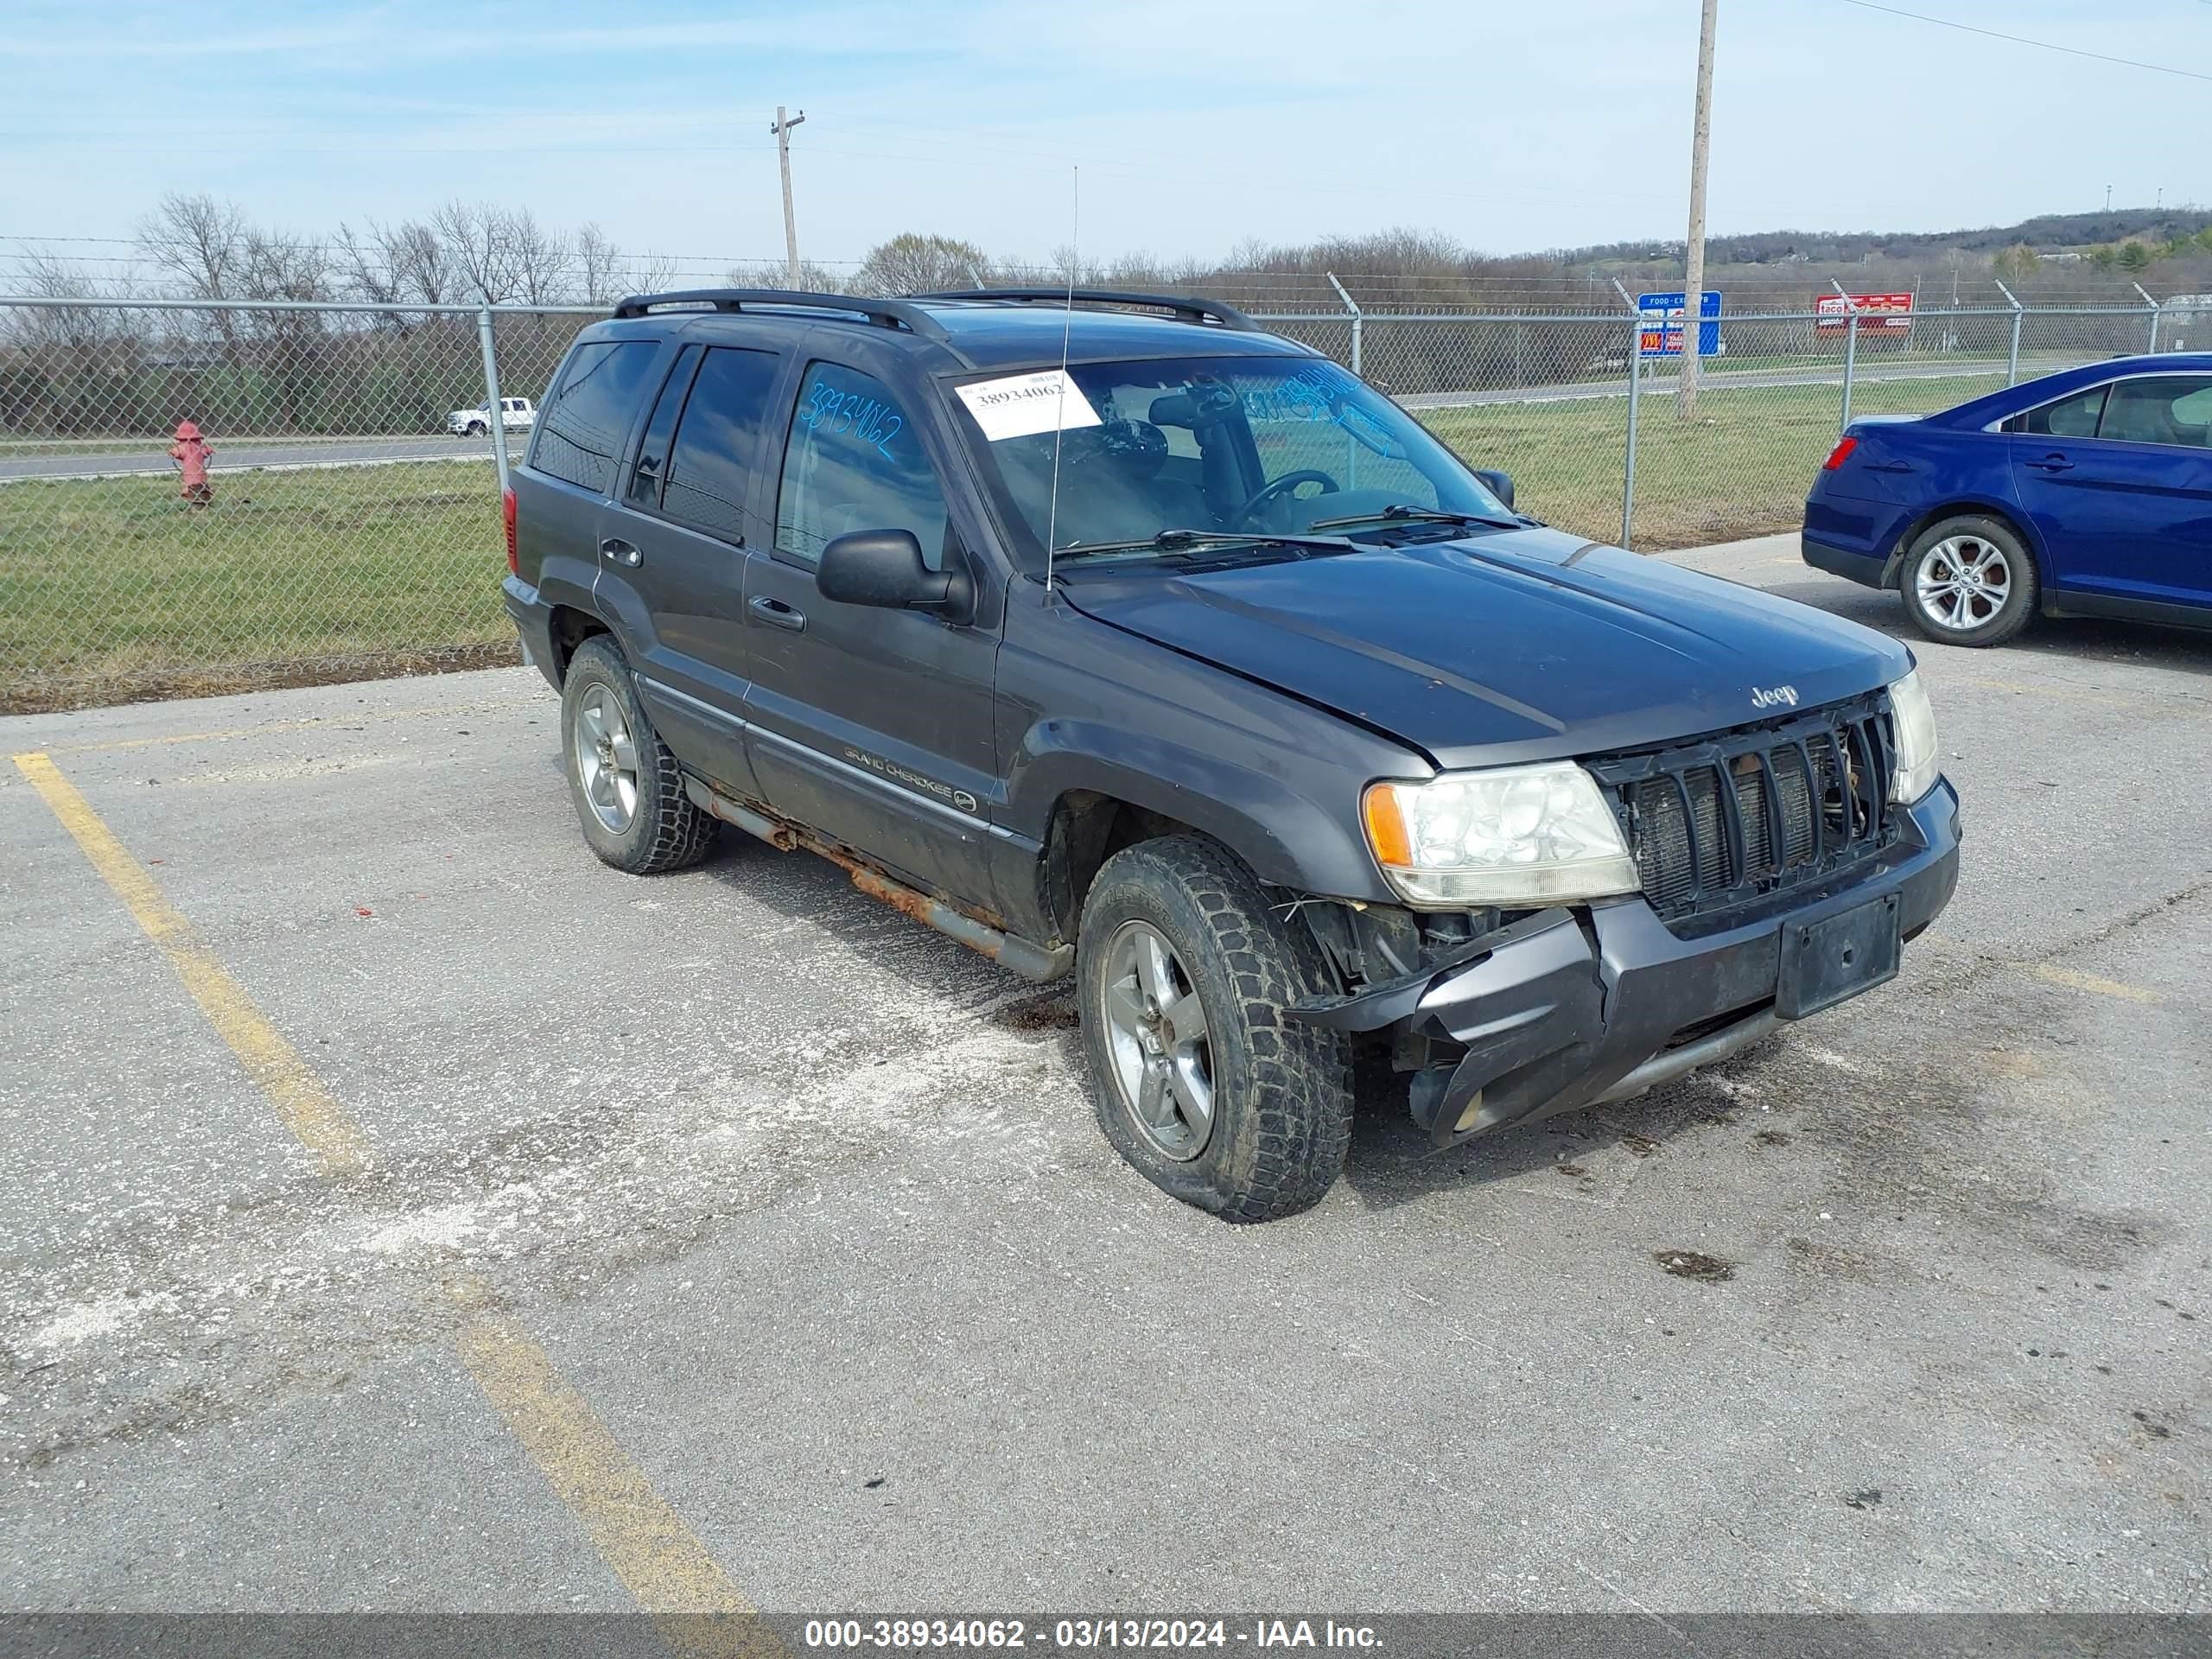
(1052, 526, 1359, 560)
(1307, 503, 1519, 531)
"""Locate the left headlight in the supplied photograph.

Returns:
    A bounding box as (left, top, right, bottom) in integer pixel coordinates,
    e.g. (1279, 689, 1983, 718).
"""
(1362, 762, 1642, 909)
(1888, 669, 1940, 804)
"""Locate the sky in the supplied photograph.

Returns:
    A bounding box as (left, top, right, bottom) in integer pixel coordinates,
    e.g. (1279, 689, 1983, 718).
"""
(2, 0, 2208, 280)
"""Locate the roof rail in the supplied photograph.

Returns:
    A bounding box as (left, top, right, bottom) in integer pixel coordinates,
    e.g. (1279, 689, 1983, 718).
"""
(608, 288, 950, 341)
(915, 289, 1259, 332)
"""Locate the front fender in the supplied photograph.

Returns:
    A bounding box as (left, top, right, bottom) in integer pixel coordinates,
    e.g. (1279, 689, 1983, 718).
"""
(1011, 721, 1381, 898)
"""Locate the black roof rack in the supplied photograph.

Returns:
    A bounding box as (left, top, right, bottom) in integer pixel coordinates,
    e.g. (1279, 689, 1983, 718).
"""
(608, 288, 950, 342)
(914, 289, 1259, 332)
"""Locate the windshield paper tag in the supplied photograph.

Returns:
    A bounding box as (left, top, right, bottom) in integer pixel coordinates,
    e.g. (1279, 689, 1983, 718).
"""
(956, 370, 1103, 442)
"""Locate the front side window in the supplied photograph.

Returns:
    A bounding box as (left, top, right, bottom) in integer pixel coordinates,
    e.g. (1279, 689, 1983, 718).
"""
(531, 339, 660, 494)
(956, 353, 1510, 562)
(2098, 375, 2212, 449)
(774, 363, 950, 569)
(660, 346, 783, 541)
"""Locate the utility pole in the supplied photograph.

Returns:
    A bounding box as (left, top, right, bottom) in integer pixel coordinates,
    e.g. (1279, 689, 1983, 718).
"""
(771, 105, 807, 289)
(1679, 0, 1719, 422)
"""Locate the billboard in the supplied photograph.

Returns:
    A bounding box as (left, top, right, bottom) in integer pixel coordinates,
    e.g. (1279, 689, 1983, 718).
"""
(1816, 292, 1915, 333)
(1637, 290, 1722, 358)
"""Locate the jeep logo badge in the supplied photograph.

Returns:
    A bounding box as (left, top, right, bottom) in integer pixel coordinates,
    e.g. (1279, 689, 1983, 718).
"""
(1751, 683, 1800, 709)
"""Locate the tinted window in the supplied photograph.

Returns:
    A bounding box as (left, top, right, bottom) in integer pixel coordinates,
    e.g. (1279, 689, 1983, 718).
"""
(775, 364, 949, 569)
(532, 340, 659, 493)
(2098, 375, 2212, 449)
(661, 347, 784, 543)
(624, 344, 702, 510)
(2012, 385, 2107, 438)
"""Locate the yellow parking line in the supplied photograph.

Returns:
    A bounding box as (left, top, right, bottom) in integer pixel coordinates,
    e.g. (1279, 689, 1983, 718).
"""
(14, 747, 768, 1654)
(14, 751, 373, 1178)
(2029, 963, 2163, 1004)
(450, 1298, 766, 1652)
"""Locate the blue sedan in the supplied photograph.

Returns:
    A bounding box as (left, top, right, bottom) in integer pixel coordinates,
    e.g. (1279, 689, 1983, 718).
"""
(1802, 353, 2212, 645)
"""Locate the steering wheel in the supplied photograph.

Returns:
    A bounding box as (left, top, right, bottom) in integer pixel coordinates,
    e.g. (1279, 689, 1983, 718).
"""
(1231, 469, 1339, 528)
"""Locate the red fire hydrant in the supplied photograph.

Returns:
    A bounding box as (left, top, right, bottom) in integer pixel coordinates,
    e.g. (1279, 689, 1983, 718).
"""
(169, 420, 214, 505)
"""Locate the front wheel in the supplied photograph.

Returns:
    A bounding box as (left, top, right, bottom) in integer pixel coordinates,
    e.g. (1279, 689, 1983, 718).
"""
(1077, 836, 1353, 1222)
(1900, 515, 2037, 647)
(466, 420, 487, 437)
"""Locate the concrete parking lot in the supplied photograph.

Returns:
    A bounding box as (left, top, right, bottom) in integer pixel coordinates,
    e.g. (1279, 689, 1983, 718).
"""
(3, 535, 2207, 1644)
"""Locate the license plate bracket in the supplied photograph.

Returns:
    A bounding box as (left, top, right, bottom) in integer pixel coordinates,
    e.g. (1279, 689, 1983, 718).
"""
(1777, 892, 1901, 1019)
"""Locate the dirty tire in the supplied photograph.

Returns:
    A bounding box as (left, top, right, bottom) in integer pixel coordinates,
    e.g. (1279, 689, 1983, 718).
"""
(560, 636, 718, 874)
(1077, 836, 1354, 1222)
(1899, 513, 2038, 647)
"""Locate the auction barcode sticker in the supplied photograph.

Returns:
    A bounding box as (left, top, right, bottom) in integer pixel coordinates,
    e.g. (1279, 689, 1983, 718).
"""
(955, 369, 1103, 442)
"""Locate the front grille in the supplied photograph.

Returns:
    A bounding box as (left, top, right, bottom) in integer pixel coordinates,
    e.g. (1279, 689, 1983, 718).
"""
(1587, 691, 1899, 927)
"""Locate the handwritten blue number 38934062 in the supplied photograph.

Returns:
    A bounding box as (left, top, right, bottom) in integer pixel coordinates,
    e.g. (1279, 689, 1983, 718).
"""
(803, 378, 903, 461)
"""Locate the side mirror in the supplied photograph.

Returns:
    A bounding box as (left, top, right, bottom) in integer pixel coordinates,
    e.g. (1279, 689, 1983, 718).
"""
(1473, 468, 1515, 510)
(817, 529, 975, 624)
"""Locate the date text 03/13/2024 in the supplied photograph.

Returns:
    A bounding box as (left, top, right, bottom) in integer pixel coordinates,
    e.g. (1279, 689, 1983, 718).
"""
(802, 1618, 1383, 1649)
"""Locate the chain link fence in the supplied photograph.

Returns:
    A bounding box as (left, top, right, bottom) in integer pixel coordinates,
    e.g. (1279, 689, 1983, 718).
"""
(0, 292, 2185, 712)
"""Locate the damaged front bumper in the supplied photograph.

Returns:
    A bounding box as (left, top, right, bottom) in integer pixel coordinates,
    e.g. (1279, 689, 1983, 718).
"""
(1292, 779, 1961, 1147)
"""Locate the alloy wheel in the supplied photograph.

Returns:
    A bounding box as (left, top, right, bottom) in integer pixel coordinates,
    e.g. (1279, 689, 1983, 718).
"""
(1916, 535, 2013, 632)
(573, 685, 640, 833)
(1099, 920, 1217, 1160)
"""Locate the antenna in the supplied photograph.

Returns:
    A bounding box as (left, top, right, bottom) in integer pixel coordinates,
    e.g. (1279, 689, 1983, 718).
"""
(1044, 167, 1077, 594)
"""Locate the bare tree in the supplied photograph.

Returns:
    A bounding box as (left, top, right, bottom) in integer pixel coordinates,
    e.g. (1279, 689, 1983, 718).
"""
(334, 222, 404, 307)
(722, 257, 843, 294)
(389, 220, 454, 306)
(576, 224, 625, 306)
(852, 232, 991, 296)
(433, 199, 524, 304)
(134, 192, 251, 300)
(508, 207, 575, 305)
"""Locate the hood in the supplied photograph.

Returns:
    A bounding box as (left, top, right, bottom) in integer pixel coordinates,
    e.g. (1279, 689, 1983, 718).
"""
(1057, 526, 1913, 770)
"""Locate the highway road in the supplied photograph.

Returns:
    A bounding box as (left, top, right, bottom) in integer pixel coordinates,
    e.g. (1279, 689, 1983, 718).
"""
(0, 354, 2081, 482)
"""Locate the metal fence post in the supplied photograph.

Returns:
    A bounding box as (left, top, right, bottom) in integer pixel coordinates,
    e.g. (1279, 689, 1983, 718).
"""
(476, 305, 513, 493)
(1326, 271, 1362, 377)
(2133, 283, 2161, 353)
(1612, 280, 1641, 550)
(1830, 281, 1859, 434)
(1993, 280, 2024, 385)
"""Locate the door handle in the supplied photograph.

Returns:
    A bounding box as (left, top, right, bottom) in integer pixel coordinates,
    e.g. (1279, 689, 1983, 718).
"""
(600, 537, 643, 566)
(2024, 454, 2074, 473)
(748, 594, 806, 632)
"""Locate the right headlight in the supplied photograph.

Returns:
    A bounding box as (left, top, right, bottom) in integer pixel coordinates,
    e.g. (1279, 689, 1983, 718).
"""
(1888, 669, 1940, 804)
(1362, 762, 1642, 909)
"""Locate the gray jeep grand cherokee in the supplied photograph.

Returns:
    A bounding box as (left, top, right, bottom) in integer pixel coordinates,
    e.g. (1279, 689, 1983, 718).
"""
(502, 288, 1961, 1222)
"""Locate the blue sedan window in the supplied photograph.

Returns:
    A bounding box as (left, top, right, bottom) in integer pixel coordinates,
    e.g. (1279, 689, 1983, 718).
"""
(2009, 385, 2106, 438)
(2101, 377, 2212, 449)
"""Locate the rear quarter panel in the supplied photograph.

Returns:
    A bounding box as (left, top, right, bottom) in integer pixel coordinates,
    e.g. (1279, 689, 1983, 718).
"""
(1809, 420, 2042, 581)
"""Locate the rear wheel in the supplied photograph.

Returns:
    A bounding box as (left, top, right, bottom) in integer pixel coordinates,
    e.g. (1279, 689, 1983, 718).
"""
(1900, 515, 2037, 647)
(1077, 836, 1353, 1222)
(559, 637, 718, 874)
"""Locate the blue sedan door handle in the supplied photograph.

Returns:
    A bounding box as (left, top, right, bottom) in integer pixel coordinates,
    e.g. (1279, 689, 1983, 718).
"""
(749, 594, 806, 632)
(2024, 453, 2075, 473)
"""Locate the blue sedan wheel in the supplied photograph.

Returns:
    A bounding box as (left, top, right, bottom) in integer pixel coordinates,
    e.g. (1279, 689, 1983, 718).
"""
(1901, 515, 2038, 648)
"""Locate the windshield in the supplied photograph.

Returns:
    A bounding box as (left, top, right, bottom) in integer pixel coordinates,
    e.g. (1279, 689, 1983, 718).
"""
(955, 354, 1510, 562)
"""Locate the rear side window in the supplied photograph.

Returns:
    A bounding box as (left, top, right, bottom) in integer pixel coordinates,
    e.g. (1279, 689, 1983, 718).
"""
(774, 363, 948, 569)
(2009, 385, 2106, 438)
(531, 340, 660, 494)
(624, 344, 702, 510)
(660, 347, 784, 543)
(2098, 375, 2212, 449)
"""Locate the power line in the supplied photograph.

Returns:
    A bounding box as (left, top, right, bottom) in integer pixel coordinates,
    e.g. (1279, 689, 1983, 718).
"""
(1831, 0, 2212, 82)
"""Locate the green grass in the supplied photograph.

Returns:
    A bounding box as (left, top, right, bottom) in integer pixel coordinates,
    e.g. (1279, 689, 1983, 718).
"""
(0, 370, 2012, 710)
(1416, 372, 2005, 550)
(0, 461, 514, 711)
